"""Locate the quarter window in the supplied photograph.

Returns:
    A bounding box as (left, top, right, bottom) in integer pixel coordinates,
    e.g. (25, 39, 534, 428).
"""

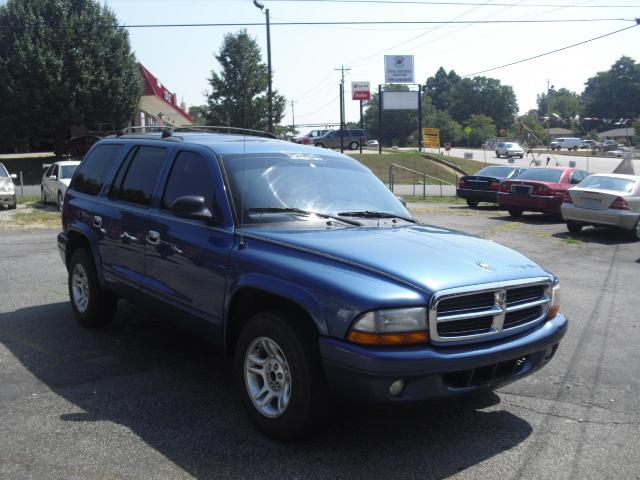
(115, 146, 166, 207)
(71, 144, 123, 196)
(162, 151, 216, 211)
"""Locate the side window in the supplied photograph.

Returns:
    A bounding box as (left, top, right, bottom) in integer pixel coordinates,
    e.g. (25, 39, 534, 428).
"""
(162, 151, 216, 212)
(71, 144, 123, 196)
(51, 165, 59, 179)
(116, 146, 167, 207)
(44, 165, 54, 177)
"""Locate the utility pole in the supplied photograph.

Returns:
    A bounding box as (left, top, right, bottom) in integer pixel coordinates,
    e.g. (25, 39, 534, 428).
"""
(546, 79, 551, 153)
(290, 100, 296, 131)
(334, 65, 351, 149)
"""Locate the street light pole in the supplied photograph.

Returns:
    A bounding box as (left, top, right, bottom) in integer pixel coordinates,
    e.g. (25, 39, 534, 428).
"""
(254, 1, 273, 134)
(546, 79, 551, 153)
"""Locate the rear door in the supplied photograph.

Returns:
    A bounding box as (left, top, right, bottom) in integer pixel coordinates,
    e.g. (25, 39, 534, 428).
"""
(94, 145, 168, 295)
(144, 148, 234, 328)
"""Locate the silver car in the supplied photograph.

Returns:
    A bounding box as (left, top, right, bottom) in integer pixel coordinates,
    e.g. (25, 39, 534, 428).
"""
(0, 162, 17, 210)
(561, 173, 640, 240)
(495, 142, 524, 158)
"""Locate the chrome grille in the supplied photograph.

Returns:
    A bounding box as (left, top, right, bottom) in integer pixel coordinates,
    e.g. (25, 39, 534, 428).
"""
(429, 278, 551, 345)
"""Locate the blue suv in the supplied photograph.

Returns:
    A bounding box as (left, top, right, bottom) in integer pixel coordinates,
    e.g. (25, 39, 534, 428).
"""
(58, 129, 567, 439)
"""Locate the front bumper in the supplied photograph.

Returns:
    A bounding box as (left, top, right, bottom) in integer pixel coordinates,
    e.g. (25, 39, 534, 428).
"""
(561, 203, 639, 230)
(498, 192, 563, 213)
(0, 192, 16, 207)
(320, 313, 567, 404)
(456, 188, 498, 203)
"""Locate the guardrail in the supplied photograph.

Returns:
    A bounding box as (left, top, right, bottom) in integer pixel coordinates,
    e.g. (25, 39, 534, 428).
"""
(388, 164, 456, 198)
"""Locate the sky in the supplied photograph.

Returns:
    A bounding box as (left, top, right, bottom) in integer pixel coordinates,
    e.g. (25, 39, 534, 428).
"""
(4, 0, 640, 129)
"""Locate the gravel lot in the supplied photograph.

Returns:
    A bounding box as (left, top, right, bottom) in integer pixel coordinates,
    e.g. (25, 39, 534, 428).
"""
(1, 206, 639, 479)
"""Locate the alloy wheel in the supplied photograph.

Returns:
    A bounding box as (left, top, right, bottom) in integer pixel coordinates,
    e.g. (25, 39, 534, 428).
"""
(71, 263, 90, 313)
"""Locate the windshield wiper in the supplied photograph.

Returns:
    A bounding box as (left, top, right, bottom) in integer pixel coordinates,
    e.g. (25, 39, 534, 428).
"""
(247, 207, 362, 226)
(337, 210, 416, 223)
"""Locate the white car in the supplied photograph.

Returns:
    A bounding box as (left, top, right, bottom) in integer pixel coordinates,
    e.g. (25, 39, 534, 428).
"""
(41, 160, 80, 209)
(495, 142, 524, 158)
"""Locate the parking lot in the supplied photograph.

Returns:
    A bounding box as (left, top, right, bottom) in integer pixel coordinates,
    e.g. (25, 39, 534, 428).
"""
(1, 205, 639, 479)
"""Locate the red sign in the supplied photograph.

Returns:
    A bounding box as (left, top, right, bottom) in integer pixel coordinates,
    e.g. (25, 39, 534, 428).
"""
(351, 81, 371, 101)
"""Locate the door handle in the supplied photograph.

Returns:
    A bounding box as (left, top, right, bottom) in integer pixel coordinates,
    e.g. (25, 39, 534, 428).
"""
(147, 230, 161, 245)
(92, 215, 103, 228)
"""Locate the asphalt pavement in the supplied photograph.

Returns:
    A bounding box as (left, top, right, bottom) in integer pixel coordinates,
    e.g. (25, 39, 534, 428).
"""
(1, 208, 639, 479)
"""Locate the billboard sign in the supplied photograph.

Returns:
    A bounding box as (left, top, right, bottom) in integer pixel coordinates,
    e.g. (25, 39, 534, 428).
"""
(382, 91, 419, 110)
(423, 127, 440, 148)
(351, 81, 371, 101)
(384, 55, 415, 84)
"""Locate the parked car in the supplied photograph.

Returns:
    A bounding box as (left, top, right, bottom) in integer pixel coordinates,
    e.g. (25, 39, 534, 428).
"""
(606, 147, 632, 158)
(561, 173, 640, 239)
(41, 160, 81, 209)
(498, 167, 590, 217)
(313, 129, 366, 150)
(0, 162, 17, 210)
(457, 165, 526, 208)
(549, 138, 583, 151)
(495, 142, 524, 158)
(58, 130, 566, 439)
(581, 139, 601, 150)
(366, 139, 379, 148)
(293, 129, 329, 145)
(63, 135, 102, 157)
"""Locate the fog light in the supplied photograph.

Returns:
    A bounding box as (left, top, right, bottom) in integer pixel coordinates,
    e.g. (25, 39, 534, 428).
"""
(389, 379, 405, 397)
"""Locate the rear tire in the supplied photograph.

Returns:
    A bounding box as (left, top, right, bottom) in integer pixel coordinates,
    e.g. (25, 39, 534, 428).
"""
(57, 191, 63, 210)
(508, 208, 523, 218)
(567, 221, 583, 234)
(315, 142, 325, 148)
(68, 249, 117, 328)
(349, 141, 359, 150)
(234, 312, 327, 440)
(495, 151, 500, 158)
(629, 218, 640, 241)
(466, 199, 479, 208)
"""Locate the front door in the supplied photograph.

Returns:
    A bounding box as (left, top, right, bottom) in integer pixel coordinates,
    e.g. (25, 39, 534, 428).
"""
(144, 149, 233, 330)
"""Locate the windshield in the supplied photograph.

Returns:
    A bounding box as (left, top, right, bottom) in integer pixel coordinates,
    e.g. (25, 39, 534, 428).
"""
(222, 152, 410, 226)
(578, 176, 637, 193)
(516, 168, 563, 183)
(476, 166, 517, 178)
(0, 163, 8, 177)
(505, 143, 519, 148)
(60, 164, 79, 179)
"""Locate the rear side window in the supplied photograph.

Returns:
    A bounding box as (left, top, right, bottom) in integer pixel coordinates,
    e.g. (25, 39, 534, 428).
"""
(71, 144, 123, 196)
(162, 151, 216, 211)
(115, 146, 167, 207)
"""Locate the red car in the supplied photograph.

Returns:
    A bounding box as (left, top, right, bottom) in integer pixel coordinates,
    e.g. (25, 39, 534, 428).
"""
(498, 167, 590, 217)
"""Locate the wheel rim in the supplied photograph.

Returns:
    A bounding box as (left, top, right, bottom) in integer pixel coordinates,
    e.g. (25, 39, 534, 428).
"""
(71, 264, 90, 313)
(244, 337, 292, 418)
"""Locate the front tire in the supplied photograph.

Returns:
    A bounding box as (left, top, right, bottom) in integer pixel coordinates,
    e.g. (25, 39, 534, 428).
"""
(349, 141, 359, 150)
(235, 312, 327, 440)
(466, 199, 479, 208)
(41, 187, 47, 205)
(567, 221, 583, 234)
(508, 208, 523, 218)
(57, 191, 63, 210)
(495, 151, 500, 158)
(315, 142, 325, 148)
(68, 249, 117, 328)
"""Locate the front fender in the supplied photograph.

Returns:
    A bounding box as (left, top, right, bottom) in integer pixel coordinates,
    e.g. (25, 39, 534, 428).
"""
(227, 273, 328, 335)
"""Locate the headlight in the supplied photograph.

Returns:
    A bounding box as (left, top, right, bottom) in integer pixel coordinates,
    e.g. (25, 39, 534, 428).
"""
(1, 182, 14, 193)
(547, 278, 560, 319)
(346, 307, 428, 346)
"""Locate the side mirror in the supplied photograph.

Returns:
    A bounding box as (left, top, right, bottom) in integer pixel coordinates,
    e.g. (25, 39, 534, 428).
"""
(10, 173, 17, 180)
(170, 195, 215, 223)
(49, 175, 57, 180)
(396, 195, 407, 207)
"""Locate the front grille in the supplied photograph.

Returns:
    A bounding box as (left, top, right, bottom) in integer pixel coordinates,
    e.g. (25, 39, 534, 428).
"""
(443, 356, 529, 389)
(429, 279, 551, 345)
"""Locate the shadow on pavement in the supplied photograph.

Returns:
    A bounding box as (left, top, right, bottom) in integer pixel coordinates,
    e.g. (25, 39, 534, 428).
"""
(552, 227, 637, 246)
(488, 212, 563, 225)
(1, 302, 533, 478)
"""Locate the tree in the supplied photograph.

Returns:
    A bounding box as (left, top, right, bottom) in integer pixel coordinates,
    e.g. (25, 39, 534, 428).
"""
(582, 56, 640, 119)
(464, 114, 496, 148)
(447, 76, 518, 129)
(536, 87, 583, 119)
(188, 105, 209, 126)
(206, 30, 285, 131)
(424, 67, 460, 111)
(0, 0, 142, 150)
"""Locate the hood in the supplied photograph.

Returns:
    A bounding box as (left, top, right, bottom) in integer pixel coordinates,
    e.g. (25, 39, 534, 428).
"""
(241, 225, 548, 293)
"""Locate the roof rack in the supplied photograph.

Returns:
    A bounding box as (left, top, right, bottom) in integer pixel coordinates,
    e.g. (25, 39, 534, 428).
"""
(172, 126, 277, 139)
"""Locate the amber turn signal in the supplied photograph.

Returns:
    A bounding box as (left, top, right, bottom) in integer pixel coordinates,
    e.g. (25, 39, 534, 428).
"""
(547, 304, 560, 319)
(346, 330, 429, 346)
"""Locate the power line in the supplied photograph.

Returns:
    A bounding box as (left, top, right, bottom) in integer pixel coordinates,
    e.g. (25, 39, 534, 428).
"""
(297, 96, 340, 117)
(271, 0, 640, 6)
(0, 18, 634, 30)
(462, 22, 639, 77)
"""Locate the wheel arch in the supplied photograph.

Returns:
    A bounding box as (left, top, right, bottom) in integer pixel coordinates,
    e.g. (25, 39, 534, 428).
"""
(225, 281, 326, 356)
(65, 226, 107, 287)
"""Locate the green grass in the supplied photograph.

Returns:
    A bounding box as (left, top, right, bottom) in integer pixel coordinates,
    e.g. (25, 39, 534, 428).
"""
(427, 152, 497, 174)
(348, 152, 459, 184)
(402, 195, 465, 204)
(5, 210, 60, 229)
(560, 236, 583, 245)
(17, 195, 40, 204)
